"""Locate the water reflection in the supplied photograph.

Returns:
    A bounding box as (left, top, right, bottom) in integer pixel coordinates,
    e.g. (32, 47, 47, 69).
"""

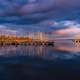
(55, 45, 80, 52)
(0, 46, 54, 60)
(0, 41, 80, 61)
(0, 44, 80, 80)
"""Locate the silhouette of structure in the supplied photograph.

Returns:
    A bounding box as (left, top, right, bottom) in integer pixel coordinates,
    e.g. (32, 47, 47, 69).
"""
(0, 32, 54, 46)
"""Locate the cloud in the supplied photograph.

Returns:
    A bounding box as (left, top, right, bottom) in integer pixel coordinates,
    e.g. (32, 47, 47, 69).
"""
(0, 23, 49, 36)
(0, 25, 20, 35)
(0, 0, 80, 24)
(55, 27, 80, 35)
(47, 20, 80, 39)
(0, 0, 80, 36)
(0, 25, 7, 29)
(0, 0, 55, 19)
(0, 20, 80, 40)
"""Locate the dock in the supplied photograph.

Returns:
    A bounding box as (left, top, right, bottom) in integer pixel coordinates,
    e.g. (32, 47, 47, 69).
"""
(0, 41, 54, 46)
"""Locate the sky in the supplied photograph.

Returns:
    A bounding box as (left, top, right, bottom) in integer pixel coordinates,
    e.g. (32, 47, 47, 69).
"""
(0, 0, 80, 38)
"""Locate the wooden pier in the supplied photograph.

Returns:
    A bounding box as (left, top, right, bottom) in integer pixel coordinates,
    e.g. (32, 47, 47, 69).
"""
(0, 41, 54, 46)
(72, 39, 80, 46)
(0, 35, 54, 46)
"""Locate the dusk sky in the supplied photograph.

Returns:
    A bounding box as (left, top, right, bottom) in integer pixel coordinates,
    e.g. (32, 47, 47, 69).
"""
(0, 0, 80, 38)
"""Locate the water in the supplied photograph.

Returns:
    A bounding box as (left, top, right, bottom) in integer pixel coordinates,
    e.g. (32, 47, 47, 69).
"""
(0, 42, 80, 80)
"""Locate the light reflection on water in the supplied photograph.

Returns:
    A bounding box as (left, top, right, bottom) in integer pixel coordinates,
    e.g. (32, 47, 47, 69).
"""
(0, 41, 80, 60)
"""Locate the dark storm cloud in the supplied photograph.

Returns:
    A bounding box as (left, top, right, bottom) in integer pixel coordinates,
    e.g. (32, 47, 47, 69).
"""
(0, 0, 80, 22)
(0, 0, 52, 16)
(0, 0, 80, 36)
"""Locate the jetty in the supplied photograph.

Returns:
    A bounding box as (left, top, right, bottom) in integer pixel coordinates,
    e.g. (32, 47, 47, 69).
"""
(0, 35, 54, 46)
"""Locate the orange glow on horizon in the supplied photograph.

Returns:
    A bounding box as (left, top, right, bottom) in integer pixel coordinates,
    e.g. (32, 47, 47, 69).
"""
(55, 27, 80, 35)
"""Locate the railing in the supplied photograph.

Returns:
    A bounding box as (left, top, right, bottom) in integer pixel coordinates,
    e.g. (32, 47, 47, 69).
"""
(72, 39, 80, 46)
(0, 41, 54, 46)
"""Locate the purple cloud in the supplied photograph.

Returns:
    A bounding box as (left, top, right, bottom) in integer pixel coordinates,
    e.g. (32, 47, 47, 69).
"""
(0, 0, 80, 20)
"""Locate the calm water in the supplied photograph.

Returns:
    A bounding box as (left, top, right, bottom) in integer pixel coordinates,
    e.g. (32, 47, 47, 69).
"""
(0, 41, 80, 80)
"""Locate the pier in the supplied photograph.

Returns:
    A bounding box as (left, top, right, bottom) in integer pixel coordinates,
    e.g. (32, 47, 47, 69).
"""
(0, 41, 54, 46)
(0, 35, 54, 46)
(72, 39, 80, 46)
